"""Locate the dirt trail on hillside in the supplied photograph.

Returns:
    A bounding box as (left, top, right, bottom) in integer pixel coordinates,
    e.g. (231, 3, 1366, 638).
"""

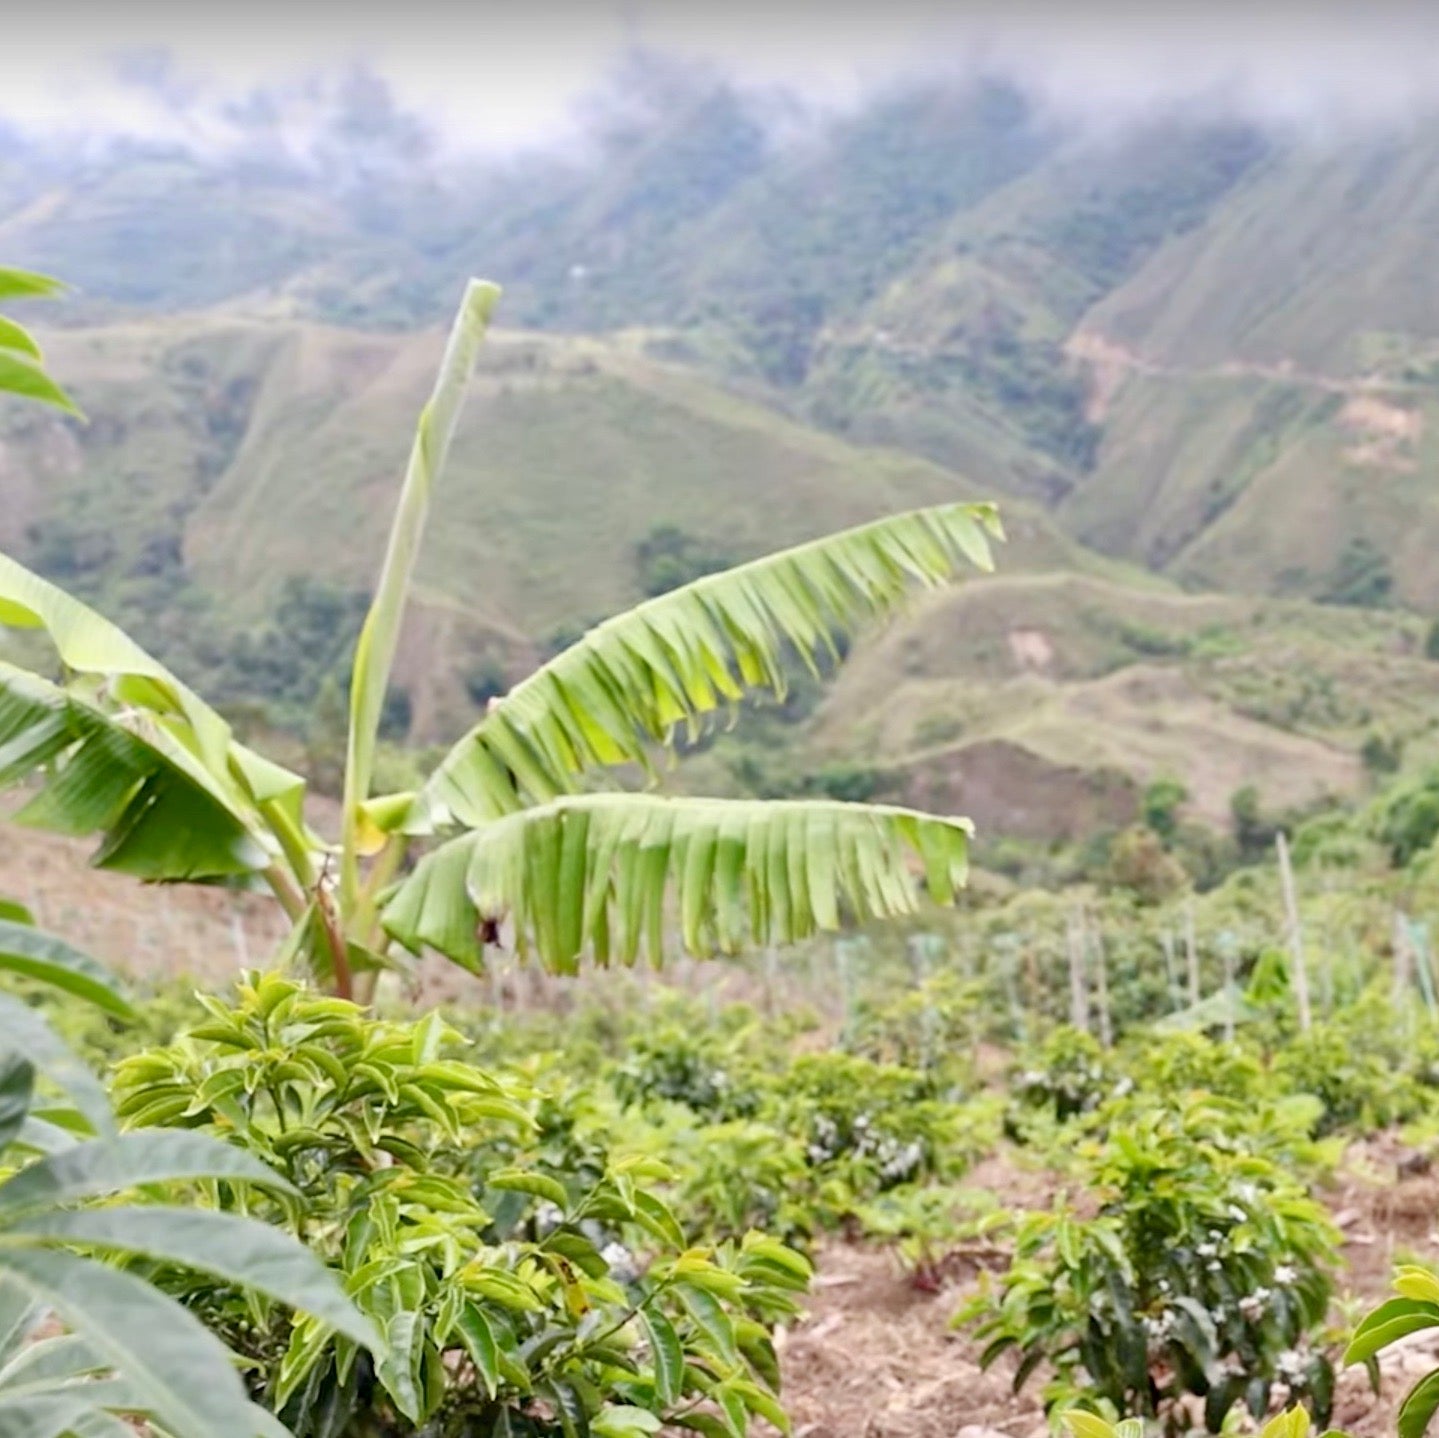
(1065, 331, 1429, 427)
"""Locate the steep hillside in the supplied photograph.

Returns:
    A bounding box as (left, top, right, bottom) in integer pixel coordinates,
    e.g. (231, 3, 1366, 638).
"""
(779, 573, 1439, 840)
(10, 61, 1439, 848)
(1085, 130, 1439, 375)
(1051, 125, 1439, 603)
(0, 311, 1080, 741)
(10, 67, 1439, 615)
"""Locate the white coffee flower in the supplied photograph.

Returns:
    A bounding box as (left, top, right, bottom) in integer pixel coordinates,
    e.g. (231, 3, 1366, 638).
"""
(1277, 1349, 1308, 1383)
(602, 1241, 640, 1283)
(1274, 1263, 1298, 1285)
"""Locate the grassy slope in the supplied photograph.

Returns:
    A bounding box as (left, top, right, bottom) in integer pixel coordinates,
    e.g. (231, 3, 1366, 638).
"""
(8, 310, 1436, 841)
(1086, 132, 1439, 374)
(1059, 128, 1439, 603)
(11, 96, 1439, 619)
(4, 311, 1080, 739)
(787, 572, 1439, 837)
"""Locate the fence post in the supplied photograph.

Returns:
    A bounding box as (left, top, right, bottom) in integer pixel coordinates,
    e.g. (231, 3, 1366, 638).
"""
(1184, 901, 1200, 1008)
(1161, 928, 1181, 1012)
(1408, 916, 1437, 1017)
(1276, 831, 1312, 1032)
(1089, 916, 1113, 1049)
(1393, 910, 1413, 1009)
(1067, 911, 1090, 1034)
(1218, 928, 1237, 1043)
(229, 913, 250, 972)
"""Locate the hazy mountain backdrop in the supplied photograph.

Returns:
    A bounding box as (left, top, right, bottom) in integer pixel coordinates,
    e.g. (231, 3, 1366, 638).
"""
(6, 53, 1439, 848)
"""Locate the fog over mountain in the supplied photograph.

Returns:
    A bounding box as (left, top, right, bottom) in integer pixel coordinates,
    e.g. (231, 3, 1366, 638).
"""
(5, 1, 1439, 160)
(8, 0, 1439, 839)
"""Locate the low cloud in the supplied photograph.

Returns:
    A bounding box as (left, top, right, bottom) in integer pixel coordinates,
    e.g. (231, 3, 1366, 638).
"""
(2, 1, 1439, 155)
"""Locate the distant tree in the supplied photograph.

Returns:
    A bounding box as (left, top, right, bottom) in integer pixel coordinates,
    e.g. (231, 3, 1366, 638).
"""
(1360, 729, 1403, 778)
(1230, 784, 1277, 863)
(1320, 537, 1394, 608)
(462, 654, 508, 707)
(305, 673, 348, 796)
(1141, 776, 1189, 842)
(635, 524, 731, 597)
(1425, 617, 1439, 661)
(1372, 769, 1439, 867)
(1106, 825, 1187, 904)
(806, 763, 883, 804)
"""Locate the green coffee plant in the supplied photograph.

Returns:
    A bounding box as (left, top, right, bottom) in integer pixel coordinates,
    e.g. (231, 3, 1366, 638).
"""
(844, 970, 982, 1083)
(0, 914, 371, 1438)
(613, 1027, 761, 1120)
(963, 1098, 1338, 1434)
(1120, 1032, 1264, 1107)
(770, 1052, 964, 1200)
(665, 1118, 813, 1244)
(113, 973, 810, 1438)
(1344, 1264, 1439, 1438)
(1272, 1001, 1431, 1136)
(1006, 1027, 1118, 1139)
(1062, 1402, 1342, 1438)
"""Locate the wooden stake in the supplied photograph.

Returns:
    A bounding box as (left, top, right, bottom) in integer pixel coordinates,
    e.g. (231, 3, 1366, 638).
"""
(1161, 929, 1182, 1012)
(835, 940, 854, 1036)
(1219, 930, 1237, 1044)
(1409, 915, 1438, 1017)
(227, 913, 248, 972)
(1184, 901, 1200, 1008)
(1067, 912, 1089, 1034)
(1276, 831, 1312, 1032)
(1393, 910, 1413, 1008)
(1090, 918, 1113, 1049)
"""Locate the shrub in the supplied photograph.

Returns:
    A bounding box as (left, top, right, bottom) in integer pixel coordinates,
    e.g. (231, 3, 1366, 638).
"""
(614, 1026, 761, 1119)
(771, 1052, 963, 1199)
(1271, 1006, 1429, 1136)
(1142, 778, 1189, 843)
(1371, 767, 1439, 866)
(964, 1098, 1338, 1431)
(113, 974, 809, 1438)
(1106, 826, 1187, 904)
(1008, 1027, 1118, 1129)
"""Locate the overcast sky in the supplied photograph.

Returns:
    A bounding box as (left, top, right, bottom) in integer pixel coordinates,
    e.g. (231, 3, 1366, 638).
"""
(3, 2, 1439, 150)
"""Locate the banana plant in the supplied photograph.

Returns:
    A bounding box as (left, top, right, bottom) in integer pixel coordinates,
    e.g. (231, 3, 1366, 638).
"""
(0, 276, 1002, 999)
(0, 267, 81, 415)
(0, 905, 379, 1438)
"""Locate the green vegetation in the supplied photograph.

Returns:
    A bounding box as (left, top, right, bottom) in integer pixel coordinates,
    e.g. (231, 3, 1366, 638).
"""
(966, 1097, 1337, 1429)
(0, 904, 370, 1438)
(14, 60, 1439, 1438)
(112, 975, 809, 1438)
(0, 277, 999, 1012)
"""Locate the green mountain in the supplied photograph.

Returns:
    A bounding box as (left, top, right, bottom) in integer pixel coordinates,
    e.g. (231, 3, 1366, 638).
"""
(6, 58, 1439, 842)
(0, 312, 1077, 743)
